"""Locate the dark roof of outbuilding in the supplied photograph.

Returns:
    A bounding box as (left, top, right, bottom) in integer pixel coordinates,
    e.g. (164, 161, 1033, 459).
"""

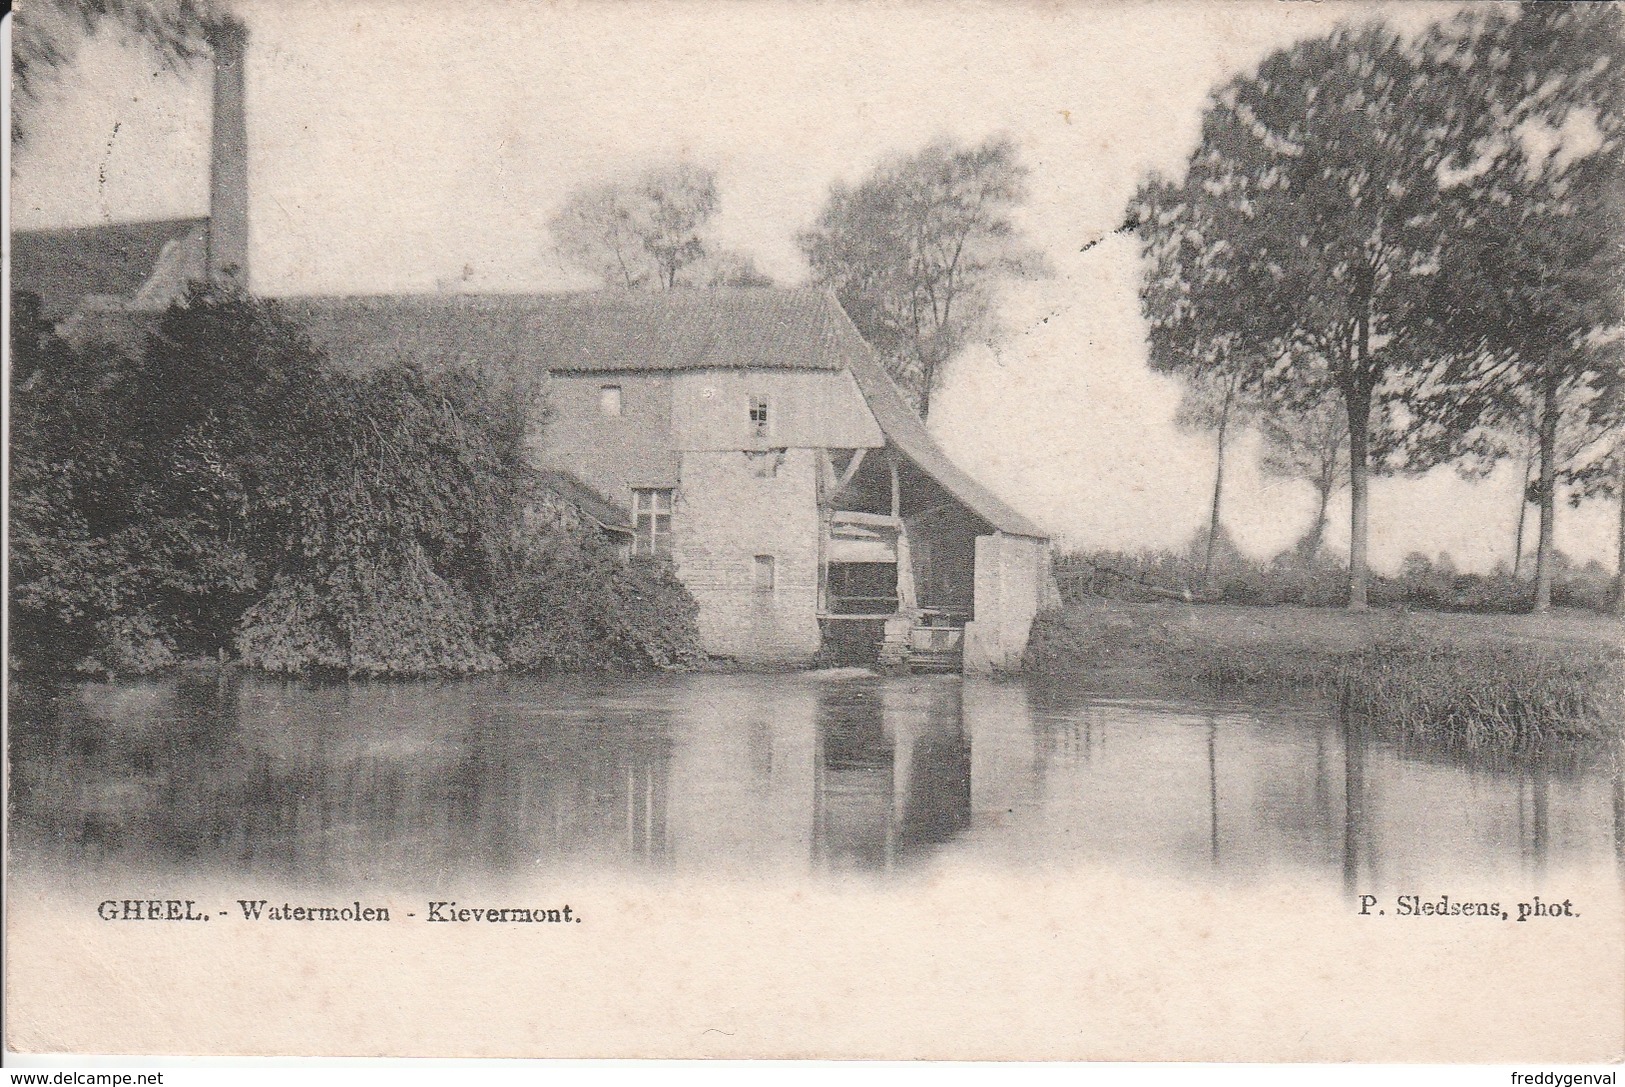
(841, 338, 1048, 540)
(539, 468, 633, 534)
(10, 217, 208, 319)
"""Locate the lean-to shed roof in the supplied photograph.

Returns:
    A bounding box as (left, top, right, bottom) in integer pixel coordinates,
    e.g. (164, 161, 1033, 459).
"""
(11, 218, 208, 319)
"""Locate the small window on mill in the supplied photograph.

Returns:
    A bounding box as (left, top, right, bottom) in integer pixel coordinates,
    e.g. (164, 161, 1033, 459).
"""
(748, 396, 770, 438)
(753, 555, 776, 592)
(599, 385, 623, 417)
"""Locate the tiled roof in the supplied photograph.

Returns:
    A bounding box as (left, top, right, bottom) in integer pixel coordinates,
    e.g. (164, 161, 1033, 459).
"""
(68, 285, 1048, 540)
(283, 287, 1048, 538)
(10, 218, 208, 319)
(280, 288, 863, 374)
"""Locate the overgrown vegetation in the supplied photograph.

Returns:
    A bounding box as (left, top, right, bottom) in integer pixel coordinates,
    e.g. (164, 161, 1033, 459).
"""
(9, 286, 702, 678)
(1024, 602, 1623, 755)
(1335, 639, 1618, 752)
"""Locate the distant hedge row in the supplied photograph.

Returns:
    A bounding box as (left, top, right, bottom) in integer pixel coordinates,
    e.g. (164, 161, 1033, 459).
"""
(1056, 544, 1621, 615)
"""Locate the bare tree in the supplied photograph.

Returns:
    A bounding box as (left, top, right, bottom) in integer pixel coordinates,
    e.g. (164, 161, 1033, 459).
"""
(1580, 438, 1625, 617)
(1258, 395, 1348, 565)
(1440, 396, 1595, 581)
(1173, 368, 1253, 586)
(1136, 169, 1265, 587)
(548, 163, 722, 290)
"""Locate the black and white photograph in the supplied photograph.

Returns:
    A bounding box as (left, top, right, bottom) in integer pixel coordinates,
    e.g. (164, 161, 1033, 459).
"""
(5, 0, 1623, 1067)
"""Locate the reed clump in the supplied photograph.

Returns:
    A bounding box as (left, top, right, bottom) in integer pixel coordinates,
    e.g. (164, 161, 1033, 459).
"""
(1333, 637, 1622, 753)
(1186, 633, 1621, 752)
(1024, 603, 1624, 753)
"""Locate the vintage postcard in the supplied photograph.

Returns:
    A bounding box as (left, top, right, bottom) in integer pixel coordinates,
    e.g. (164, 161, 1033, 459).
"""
(5, 0, 1623, 1066)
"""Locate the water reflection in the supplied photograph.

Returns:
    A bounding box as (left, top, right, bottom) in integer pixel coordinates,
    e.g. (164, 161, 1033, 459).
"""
(1343, 711, 1368, 895)
(7, 671, 1618, 889)
(812, 680, 971, 872)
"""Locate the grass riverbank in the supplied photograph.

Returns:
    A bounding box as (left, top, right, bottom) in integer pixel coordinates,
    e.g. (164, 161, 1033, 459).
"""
(1024, 601, 1624, 752)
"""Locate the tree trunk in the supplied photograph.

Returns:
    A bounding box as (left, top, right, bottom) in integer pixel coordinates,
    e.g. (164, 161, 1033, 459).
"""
(1345, 390, 1372, 611)
(1513, 444, 1534, 579)
(1305, 482, 1331, 564)
(1532, 378, 1560, 614)
(1202, 381, 1234, 588)
(914, 338, 935, 421)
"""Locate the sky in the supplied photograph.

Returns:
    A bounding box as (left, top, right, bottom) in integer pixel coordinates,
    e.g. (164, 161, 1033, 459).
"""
(10, 0, 1619, 573)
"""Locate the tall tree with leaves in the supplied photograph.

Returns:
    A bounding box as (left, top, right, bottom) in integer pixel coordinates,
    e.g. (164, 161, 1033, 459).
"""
(1137, 25, 1466, 609)
(13, 0, 226, 150)
(799, 136, 1046, 419)
(1411, 4, 1625, 613)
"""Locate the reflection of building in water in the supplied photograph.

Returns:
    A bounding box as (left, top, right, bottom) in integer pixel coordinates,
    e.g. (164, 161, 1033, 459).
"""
(656, 676, 971, 875)
(19, 669, 1621, 886)
(813, 684, 892, 869)
(812, 680, 970, 872)
(964, 680, 1043, 828)
(15, 671, 978, 883)
(661, 679, 819, 874)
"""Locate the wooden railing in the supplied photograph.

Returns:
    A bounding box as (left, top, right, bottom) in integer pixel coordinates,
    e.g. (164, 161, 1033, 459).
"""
(826, 593, 900, 616)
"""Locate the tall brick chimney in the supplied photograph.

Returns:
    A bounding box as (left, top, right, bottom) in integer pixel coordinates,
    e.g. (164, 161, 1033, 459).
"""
(205, 18, 249, 289)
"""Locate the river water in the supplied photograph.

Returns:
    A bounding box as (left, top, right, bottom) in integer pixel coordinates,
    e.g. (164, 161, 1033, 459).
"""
(8, 670, 1621, 891)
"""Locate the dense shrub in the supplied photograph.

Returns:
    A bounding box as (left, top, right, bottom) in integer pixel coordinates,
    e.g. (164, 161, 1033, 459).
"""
(233, 358, 527, 676)
(490, 523, 702, 672)
(11, 286, 703, 678)
(235, 555, 499, 677)
(9, 287, 311, 673)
